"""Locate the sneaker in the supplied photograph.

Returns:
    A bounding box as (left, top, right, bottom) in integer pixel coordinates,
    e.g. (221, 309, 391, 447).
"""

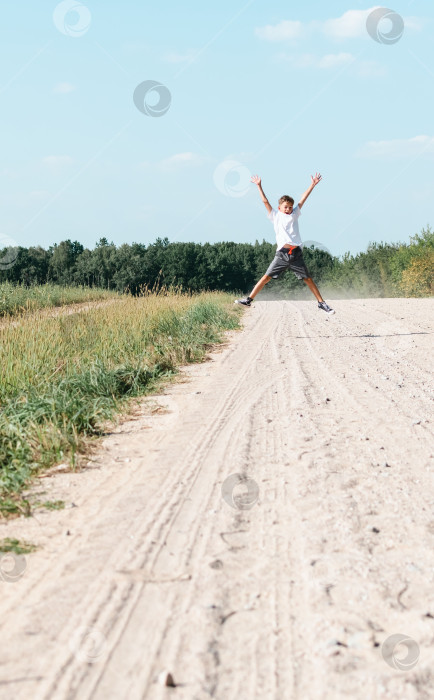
(235, 296, 252, 307)
(318, 301, 335, 315)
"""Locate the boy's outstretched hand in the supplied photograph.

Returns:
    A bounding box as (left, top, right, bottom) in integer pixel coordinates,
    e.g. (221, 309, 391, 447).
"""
(251, 174, 272, 212)
(299, 172, 322, 208)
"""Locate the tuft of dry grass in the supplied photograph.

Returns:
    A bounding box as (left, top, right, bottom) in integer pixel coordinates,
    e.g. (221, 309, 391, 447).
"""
(0, 282, 118, 318)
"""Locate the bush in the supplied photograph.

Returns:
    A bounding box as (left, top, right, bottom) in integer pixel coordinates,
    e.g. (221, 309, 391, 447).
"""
(400, 250, 434, 296)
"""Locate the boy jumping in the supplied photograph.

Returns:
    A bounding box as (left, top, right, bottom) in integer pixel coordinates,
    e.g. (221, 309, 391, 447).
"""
(235, 173, 335, 314)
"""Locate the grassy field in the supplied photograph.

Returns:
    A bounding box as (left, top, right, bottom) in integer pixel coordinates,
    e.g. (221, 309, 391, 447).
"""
(0, 282, 119, 317)
(0, 289, 240, 517)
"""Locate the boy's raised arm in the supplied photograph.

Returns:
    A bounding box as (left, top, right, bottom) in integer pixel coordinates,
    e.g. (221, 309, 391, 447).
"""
(251, 175, 272, 214)
(298, 172, 322, 209)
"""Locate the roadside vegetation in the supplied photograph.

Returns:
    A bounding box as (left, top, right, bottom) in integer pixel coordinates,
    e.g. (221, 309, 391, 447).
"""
(0, 282, 118, 317)
(0, 290, 240, 517)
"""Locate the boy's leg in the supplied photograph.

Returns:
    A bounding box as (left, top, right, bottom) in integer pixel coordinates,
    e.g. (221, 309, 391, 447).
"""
(303, 276, 335, 314)
(249, 274, 272, 299)
(289, 251, 334, 313)
(303, 277, 324, 302)
(235, 274, 271, 306)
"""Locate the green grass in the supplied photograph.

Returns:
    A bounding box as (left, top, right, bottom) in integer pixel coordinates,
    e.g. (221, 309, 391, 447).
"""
(0, 282, 118, 317)
(0, 537, 37, 554)
(0, 497, 31, 518)
(37, 500, 66, 511)
(0, 290, 241, 516)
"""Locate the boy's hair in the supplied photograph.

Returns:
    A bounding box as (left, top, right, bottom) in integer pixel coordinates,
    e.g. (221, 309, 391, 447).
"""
(278, 195, 294, 206)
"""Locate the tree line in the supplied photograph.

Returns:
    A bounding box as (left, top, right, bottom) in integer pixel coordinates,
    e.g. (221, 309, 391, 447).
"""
(0, 227, 432, 297)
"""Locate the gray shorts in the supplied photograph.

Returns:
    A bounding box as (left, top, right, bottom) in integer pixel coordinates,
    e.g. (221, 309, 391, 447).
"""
(265, 247, 310, 280)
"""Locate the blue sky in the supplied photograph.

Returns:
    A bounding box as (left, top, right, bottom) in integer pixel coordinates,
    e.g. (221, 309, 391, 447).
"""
(0, 0, 433, 257)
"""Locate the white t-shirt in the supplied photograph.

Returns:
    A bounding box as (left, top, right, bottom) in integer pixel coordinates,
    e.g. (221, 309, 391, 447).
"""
(267, 206, 302, 250)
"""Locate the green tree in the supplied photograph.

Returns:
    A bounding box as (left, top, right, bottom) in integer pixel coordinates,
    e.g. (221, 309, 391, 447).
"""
(49, 240, 84, 284)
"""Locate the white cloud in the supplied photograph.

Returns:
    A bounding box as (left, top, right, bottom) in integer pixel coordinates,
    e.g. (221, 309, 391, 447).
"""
(29, 190, 51, 201)
(276, 51, 387, 77)
(356, 60, 387, 78)
(276, 52, 314, 68)
(121, 41, 151, 54)
(356, 135, 434, 159)
(160, 152, 205, 171)
(138, 152, 207, 172)
(163, 50, 197, 64)
(323, 8, 374, 39)
(256, 7, 422, 42)
(53, 82, 76, 94)
(255, 20, 303, 41)
(294, 53, 315, 68)
(405, 16, 424, 32)
(318, 53, 354, 68)
(277, 52, 354, 69)
(42, 156, 74, 172)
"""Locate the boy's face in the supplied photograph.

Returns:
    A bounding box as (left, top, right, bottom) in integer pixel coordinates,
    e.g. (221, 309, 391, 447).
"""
(279, 201, 294, 215)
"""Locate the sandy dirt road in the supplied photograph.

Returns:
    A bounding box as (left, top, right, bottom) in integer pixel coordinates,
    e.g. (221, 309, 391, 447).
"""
(0, 298, 433, 700)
